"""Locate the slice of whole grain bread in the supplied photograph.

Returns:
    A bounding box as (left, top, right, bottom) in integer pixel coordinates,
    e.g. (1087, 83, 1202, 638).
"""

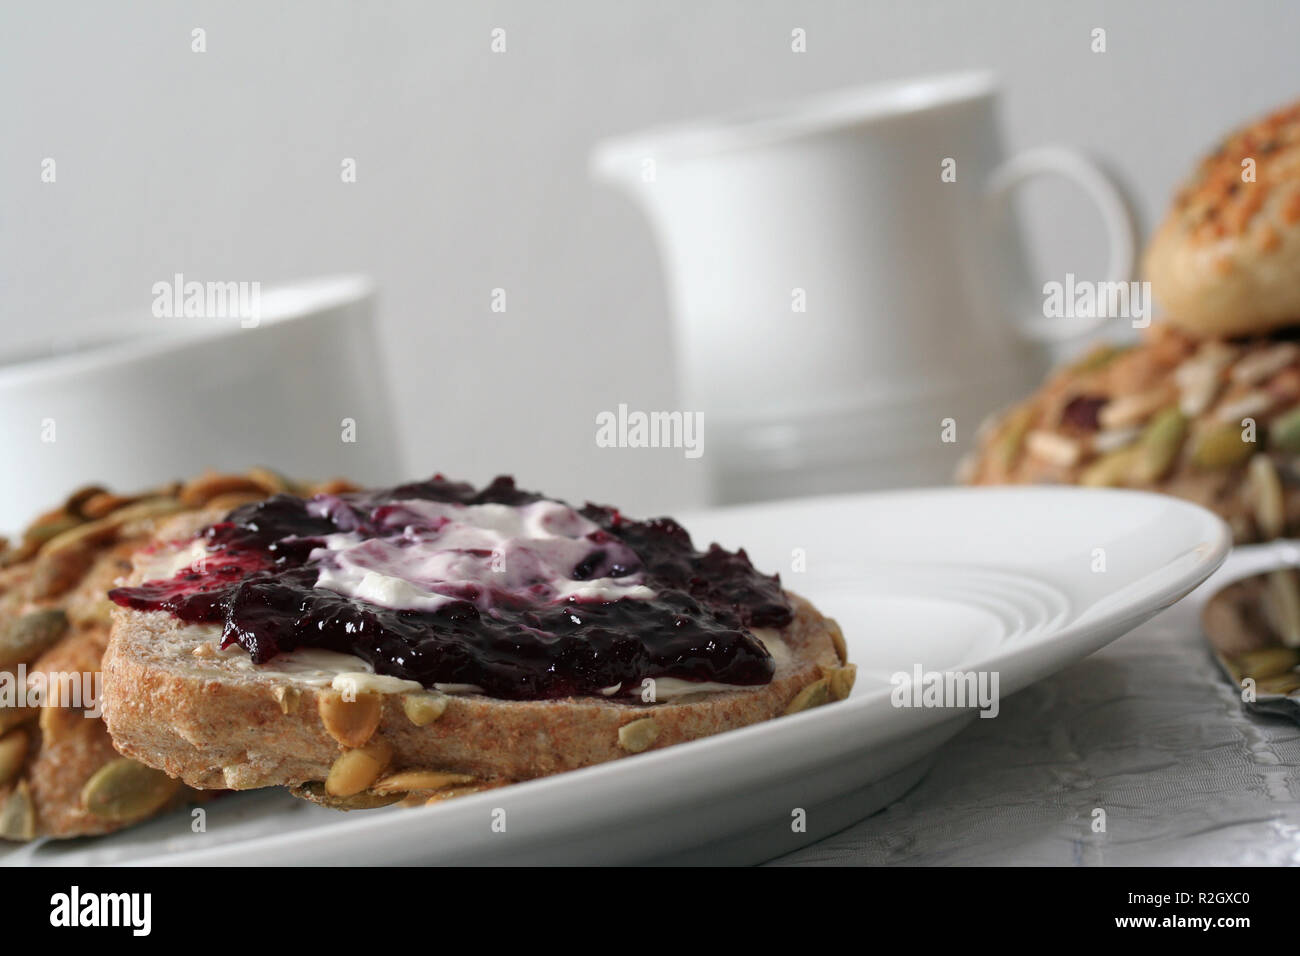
(101, 511, 855, 806)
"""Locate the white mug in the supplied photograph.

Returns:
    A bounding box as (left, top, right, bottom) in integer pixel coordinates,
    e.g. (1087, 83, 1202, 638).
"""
(0, 275, 401, 532)
(592, 71, 1139, 501)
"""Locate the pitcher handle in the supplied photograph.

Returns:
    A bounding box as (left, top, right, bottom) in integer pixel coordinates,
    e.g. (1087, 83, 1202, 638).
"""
(987, 146, 1140, 342)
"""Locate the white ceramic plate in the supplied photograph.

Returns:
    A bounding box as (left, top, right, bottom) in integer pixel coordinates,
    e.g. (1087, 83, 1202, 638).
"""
(3, 487, 1230, 866)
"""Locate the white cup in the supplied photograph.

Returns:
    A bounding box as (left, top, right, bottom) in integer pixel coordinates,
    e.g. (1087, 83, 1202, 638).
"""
(0, 275, 401, 532)
(592, 71, 1139, 501)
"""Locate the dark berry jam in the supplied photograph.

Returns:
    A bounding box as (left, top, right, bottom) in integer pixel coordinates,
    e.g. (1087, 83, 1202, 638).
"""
(108, 475, 791, 700)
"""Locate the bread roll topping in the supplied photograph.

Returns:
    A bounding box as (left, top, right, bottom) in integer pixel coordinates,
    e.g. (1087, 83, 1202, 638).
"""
(109, 476, 791, 700)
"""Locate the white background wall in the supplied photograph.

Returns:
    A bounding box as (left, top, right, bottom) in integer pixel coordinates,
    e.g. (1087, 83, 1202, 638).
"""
(4, 0, 1299, 514)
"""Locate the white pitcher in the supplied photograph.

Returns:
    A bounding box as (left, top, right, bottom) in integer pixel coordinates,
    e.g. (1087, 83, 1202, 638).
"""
(592, 71, 1138, 502)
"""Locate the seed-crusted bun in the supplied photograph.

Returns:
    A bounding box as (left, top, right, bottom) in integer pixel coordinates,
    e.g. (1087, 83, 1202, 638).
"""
(102, 499, 854, 810)
(961, 326, 1300, 543)
(1145, 99, 1300, 338)
(0, 471, 353, 841)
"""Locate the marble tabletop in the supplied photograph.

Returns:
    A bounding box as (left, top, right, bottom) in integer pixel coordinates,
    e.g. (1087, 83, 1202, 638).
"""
(774, 544, 1300, 866)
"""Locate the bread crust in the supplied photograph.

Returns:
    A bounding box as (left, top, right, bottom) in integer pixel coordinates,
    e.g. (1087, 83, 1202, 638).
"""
(101, 514, 850, 795)
(1145, 99, 1300, 337)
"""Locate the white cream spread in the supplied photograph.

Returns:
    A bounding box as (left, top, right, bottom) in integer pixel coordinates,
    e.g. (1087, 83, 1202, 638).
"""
(308, 498, 655, 612)
(136, 538, 211, 581)
(186, 630, 482, 694)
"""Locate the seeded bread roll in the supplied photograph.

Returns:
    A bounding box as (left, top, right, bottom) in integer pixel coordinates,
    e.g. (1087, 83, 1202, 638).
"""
(961, 326, 1300, 543)
(0, 471, 352, 841)
(1145, 99, 1300, 338)
(0, 490, 200, 840)
(101, 510, 854, 808)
